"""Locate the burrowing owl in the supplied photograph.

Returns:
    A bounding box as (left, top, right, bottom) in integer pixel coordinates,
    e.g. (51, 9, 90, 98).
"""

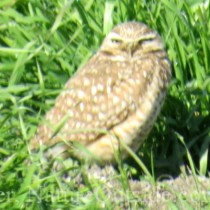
(30, 22, 171, 163)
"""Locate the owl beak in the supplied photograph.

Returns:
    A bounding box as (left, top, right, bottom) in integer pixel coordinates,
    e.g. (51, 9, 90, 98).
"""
(127, 41, 137, 57)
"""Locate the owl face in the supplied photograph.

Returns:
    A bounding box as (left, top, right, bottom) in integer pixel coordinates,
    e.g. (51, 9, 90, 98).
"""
(100, 22, 164, 60)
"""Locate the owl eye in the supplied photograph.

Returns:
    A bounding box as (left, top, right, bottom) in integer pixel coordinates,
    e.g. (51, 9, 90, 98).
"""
(138, 33, 156, 45)
(111, 38, 122, 44)
(138, 37, 154, 45)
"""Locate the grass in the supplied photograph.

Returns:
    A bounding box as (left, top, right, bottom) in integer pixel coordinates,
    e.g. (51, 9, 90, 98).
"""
(0, 0, 210, 209)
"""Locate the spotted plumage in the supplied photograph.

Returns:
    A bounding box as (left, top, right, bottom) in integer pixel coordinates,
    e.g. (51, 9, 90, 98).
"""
(30, 22, 171, 162)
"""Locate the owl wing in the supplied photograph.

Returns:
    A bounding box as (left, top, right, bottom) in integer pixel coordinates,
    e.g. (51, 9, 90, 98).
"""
(31, 56, 145, 148)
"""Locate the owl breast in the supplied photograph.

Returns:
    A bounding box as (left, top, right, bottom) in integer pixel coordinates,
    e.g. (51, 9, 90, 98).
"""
(81, 55, 170, 161)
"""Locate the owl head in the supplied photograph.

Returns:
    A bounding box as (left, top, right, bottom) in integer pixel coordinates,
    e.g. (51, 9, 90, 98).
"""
(100, 22, 165, 60)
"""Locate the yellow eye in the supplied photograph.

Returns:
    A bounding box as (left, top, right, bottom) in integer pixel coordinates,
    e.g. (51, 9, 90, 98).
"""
(138, 34, 156, 45)
(111, 38, 122, 44)
(138, 38, 154, 45)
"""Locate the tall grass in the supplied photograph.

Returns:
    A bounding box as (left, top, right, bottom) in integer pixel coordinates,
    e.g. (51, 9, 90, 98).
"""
(0, 0, 209, 209)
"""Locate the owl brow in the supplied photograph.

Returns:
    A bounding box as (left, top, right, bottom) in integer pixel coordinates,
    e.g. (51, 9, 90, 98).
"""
(138, 33, 157, 42)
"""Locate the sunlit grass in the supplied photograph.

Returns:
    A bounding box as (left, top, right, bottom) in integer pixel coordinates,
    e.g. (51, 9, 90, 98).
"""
(0, 0, 209, 209)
